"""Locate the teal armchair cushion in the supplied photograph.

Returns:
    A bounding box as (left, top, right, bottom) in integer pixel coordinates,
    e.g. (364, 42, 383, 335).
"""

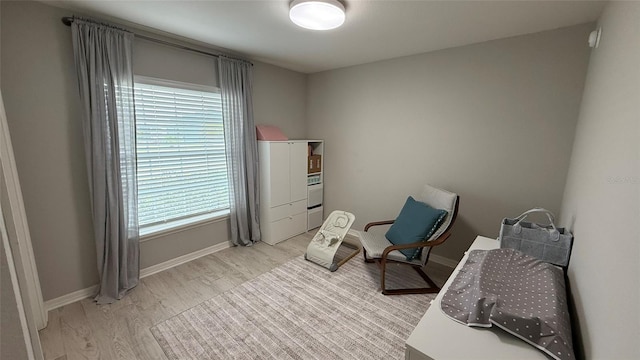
(385, 196, 447, 260)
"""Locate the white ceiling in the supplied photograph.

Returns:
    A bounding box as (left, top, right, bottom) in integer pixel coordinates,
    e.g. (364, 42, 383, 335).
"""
(46, 0, 606, 73)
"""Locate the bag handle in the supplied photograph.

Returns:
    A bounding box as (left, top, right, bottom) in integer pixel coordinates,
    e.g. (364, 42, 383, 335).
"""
(513, 208, 560, 241)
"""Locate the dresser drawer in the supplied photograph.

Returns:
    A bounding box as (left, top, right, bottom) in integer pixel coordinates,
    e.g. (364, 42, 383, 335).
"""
(270, 199, 307, 221)
(270, 212, 307, 244)
(270, 217, 290, 244)
(289, 212, 307, 236)
(308, 184, 323, 208)
(307, 206, 324, 231)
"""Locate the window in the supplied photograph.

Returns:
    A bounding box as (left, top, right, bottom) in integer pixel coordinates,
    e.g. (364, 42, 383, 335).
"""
(134, 77, 229, 234)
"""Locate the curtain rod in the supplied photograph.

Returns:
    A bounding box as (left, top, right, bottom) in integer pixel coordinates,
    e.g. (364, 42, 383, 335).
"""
(61, 16, 251, 64)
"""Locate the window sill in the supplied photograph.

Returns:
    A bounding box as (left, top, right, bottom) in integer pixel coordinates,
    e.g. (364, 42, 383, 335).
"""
(139, 210, 230, 243)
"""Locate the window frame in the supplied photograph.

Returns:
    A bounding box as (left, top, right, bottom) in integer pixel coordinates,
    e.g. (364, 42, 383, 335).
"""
(133, 75, 230, 240)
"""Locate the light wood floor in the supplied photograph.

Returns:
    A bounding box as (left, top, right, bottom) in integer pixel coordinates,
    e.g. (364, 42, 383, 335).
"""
(38, 233, 454, 360)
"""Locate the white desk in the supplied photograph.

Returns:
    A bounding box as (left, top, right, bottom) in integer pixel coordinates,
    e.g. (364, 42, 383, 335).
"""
(405, 236, 548, 360)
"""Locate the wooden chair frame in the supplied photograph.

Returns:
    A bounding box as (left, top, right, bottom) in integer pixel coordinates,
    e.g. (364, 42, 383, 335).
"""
(363, 197, 459, 295)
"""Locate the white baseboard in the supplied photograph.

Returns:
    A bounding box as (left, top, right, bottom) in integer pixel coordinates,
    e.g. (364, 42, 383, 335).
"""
(347, 229, 458, 268)
(428, 254, 459, 269)
(139, 241, 232, 278)
(43, 241, 233, 312)
(43, 237, 456, 312)
(43, 285, 99, 312)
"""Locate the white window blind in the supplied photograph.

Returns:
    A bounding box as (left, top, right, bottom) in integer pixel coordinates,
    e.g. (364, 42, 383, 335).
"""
(134, 79, 229, 228)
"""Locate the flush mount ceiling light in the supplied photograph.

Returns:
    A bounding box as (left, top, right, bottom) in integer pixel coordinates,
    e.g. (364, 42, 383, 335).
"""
(289, 0, 346, 31)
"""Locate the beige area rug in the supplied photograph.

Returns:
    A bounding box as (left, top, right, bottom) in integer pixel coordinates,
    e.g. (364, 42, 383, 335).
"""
(150, 254, 435, 360)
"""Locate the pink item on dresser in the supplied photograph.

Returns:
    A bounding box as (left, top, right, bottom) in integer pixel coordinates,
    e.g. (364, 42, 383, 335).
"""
(256, 125, 288, 140)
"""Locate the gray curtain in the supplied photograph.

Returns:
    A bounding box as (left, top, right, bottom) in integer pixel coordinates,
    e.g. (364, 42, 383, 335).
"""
(71, 18, 139, 304)
(218, 57, 260, 246)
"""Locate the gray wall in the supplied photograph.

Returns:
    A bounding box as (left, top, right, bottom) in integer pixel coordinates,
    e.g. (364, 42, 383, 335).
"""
(0, 0, 307, 301)
(254, 61, 308, 139)
(558, 2, 640, 358)
(134, 38, 218, 87)
(307, 24, 592, 261)
(0, 1, 26, 357)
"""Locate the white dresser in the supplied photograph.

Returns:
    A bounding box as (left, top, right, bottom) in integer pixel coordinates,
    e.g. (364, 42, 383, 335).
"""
(258, 140, 309, 245)
(405, 236, 548, 360)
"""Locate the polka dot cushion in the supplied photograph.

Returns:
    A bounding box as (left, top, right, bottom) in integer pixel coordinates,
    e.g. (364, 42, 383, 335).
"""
(441, 249, 574, 360)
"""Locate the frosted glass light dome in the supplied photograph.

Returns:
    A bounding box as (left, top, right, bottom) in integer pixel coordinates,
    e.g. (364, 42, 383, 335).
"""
(289, 0, 346, 31)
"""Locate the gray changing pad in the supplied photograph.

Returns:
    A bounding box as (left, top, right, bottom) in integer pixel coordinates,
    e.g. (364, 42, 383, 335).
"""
(441, 249, 574, 360)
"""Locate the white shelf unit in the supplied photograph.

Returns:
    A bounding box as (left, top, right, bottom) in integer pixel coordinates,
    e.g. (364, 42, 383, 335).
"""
(306, 140, 324, 230)
(258, 140, 309, 245)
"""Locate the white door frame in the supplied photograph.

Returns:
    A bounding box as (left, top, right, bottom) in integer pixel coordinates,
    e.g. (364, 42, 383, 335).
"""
(0, 90, 47, 331)
(2, 208, 43, 359)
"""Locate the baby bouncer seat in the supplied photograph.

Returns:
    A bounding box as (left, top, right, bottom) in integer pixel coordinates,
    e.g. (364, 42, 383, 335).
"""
(305, 210, 359, 272)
